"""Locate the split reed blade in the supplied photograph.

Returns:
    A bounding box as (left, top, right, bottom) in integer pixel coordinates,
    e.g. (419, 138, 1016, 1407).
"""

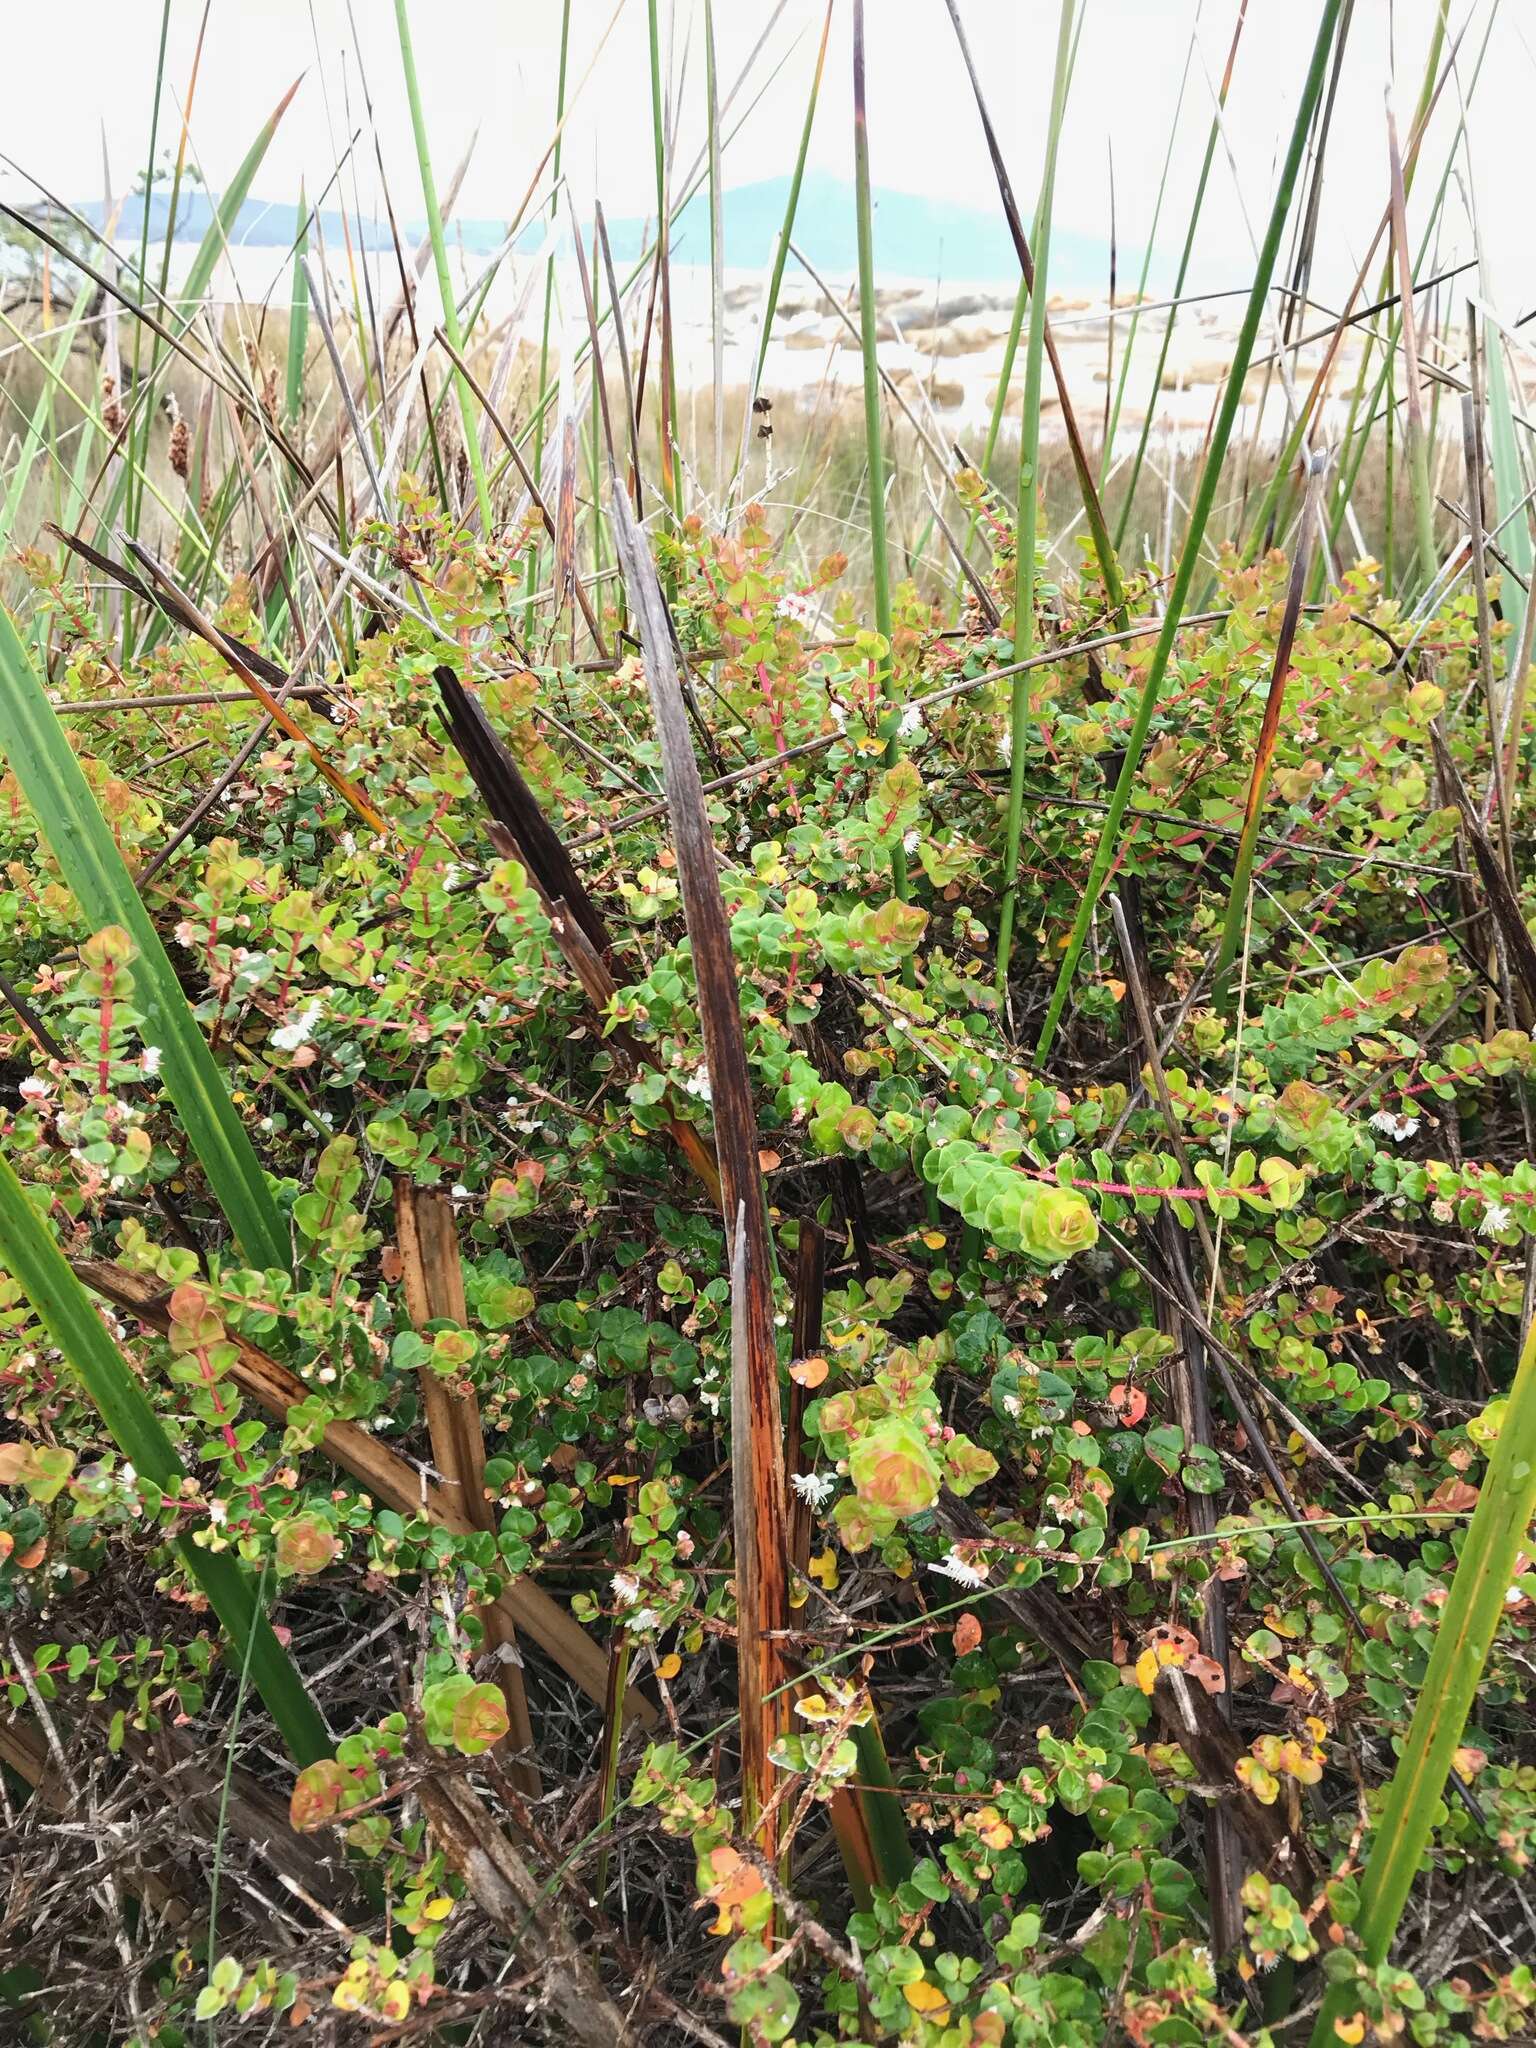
(608, 479, 790, 1861)
(395, 1182, 540, 1795)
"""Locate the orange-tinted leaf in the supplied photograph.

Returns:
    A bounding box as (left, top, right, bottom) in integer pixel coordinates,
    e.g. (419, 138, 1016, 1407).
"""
(1108, 1382, 1147, 1426)
(451, 1681, 509, 1755)
(290, 1758, 348, 1832)
(275, 1515, 339, 1577)
(953, 1611, 983, 1657)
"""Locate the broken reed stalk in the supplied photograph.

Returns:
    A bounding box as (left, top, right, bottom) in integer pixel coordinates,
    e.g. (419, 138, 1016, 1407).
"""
(608, 481, 790, 1862)
(416, 1771, 632, 2048)
(75, 1259, 654, 1728)
(394, 1182, 539, 1797)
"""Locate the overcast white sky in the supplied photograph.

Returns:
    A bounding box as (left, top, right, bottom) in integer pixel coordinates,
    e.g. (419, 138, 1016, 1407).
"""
(4, 2, 1534, 313)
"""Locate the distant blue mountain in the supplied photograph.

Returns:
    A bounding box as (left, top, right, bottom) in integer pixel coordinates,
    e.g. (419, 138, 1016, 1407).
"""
(79, 171, 1150, 288)
(601, 169, 1138, 288)
(80, 192, 398, 254)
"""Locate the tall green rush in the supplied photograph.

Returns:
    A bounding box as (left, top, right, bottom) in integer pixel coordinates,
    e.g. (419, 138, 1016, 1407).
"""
(750, 2, 833, 410)
(1112, 2, 1249, 554)
(0, 1154, 329, 1768)
(0, 609, 290, 1274)
(994, 0, 1077, 1003)
(285, 181, 310, 424)
(394, 0, 495, 536)
(1035, 0, 1345, 1060)
(851, 0, 908, 903)
(1310, 1310, 1536, 2045)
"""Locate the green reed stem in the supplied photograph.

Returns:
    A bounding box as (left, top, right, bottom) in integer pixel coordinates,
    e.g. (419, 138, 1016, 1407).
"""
(1036, 0, 1346, 1062)
(995, 0, 1076, 1001)
(394, 0, 495, 535)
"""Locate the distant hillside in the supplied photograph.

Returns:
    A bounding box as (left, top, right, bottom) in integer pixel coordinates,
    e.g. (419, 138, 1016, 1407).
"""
(600, 169, 1140, 288)
(80, 171, 1150, 288)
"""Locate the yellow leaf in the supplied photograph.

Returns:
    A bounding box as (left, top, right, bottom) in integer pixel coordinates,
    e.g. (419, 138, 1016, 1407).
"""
(422, 1895, 454, 1921)
(808, 1548, 839, 1590)
(657, 1652, 682, 1680)
(922, 1231, 947, 1250)
(903, 1979, 949, 2016)
(789, 1355, 828, 1389)
(1333, 2015, 1366, 2046)
(380, 1983, 411, 2021)
(796, 1692, 835, 1723)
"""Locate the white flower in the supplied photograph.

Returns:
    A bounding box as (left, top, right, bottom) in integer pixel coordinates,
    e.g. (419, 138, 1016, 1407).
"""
(340, 832, 357, 856)
(208, 1497, 228, 1527)
(271, 999, 322, 1051)
(827, 696, 849, 729)
(776, 591, 814, 626)
(451, 1184, 470, 1200)
(141, 1046, 163, 1076)
(898, 702, 923, 739)
(1480, 1202, 1513, 1236)
(902, 828, 920, 854)
(685, 1066, 713, 1104)
(998, 723, 1012, 762)
(1431, 1198, 1455, 1223)
(791, 1471, 836, 1510)
(1370, 1110, 1419, 1142)
(443, 862, 463, 890)
(929, 1548, 988, 1590)
(18, 1076, 50, 1102)
(626, 1606, 659, 1632)
(610, 1572, 640, 1607)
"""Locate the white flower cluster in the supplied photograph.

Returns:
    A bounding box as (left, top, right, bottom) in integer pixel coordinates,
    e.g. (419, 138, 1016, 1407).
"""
(1369, 1109, 1419, 1142)
(776, 591, 815, 627)
(790, 1471, 836, 1510)
(272, 999, 322, 1051)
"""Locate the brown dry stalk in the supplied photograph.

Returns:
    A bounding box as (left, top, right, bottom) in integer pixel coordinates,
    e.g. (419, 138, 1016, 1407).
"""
(74, 1259, 655, 1729)
(394, 1181, 539, 1795)
(431, 665, 724, 1202)
(609, 483, 790, 1861)
(415, 1770, 633, 2048)
(1430, 725, 1536, 1024)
